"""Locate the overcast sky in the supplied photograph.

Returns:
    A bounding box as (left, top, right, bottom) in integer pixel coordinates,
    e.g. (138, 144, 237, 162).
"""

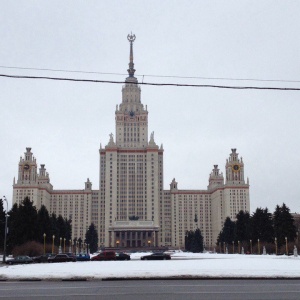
(1, 1, 300, 214)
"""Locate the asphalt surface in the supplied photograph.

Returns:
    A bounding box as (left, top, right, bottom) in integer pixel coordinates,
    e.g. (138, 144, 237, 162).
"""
(0, 279, 300, 300)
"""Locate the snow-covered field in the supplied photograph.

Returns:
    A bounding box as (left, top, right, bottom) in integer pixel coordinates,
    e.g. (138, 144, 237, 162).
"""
(0, 252, 299, 280)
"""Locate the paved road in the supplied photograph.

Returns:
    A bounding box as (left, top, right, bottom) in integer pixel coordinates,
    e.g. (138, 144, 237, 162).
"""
(0, 279, 299, 300)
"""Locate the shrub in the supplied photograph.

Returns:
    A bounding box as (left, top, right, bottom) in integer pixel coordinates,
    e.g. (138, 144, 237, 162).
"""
(12, 241, 58, 257)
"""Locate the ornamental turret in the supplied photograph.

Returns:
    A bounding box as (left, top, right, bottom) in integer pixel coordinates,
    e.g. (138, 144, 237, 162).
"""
(225, 148, 245, 185)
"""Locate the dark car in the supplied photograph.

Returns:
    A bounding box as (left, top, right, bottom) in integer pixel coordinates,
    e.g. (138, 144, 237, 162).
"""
(48, 254, 76, 263)
(62, 252, 77, 260)
(6, 256, 34, 265)
(76, 253, 90, 261)
(33, 253, 55, 263)
(116, 252, 131, 261)
(91, 251, 116, 261)
(140, 252, 171, 260)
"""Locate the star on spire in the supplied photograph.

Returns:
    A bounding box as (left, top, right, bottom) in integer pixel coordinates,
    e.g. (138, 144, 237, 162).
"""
(127, 33, 136, 78)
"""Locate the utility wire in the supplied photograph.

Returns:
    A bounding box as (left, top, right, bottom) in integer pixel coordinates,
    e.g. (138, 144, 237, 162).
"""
(0, 73, 300, 91)
(0, 65, 299, 84)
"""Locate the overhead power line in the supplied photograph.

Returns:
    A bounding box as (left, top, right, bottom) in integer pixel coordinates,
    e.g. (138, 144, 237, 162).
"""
(1, 73, 299, 91)
(0, 65, 299, 84)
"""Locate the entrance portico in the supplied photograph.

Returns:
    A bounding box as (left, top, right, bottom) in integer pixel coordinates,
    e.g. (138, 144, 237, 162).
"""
(109, 221, 159, 248)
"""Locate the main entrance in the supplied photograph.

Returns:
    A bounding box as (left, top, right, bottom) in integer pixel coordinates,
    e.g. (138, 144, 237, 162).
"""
(109, 221, 159, 248)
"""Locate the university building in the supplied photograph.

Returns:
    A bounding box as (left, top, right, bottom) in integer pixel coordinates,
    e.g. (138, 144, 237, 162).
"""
(12, 34, 250, 248)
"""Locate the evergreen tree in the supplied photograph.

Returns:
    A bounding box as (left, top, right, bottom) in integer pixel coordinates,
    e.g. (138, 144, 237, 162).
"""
(50, 213, 59, 244)
(273, 203, 297, 246)
(235, 210, 251, 243)
(185, 228, 204, 253)
(217, 217, 236, 245)
(65, 218, 72, 241)
(7, 203, 19, 252)
(7, 198, 38, 251)
(54, 215, 72, 247)
(251, 207, 274, 243)
(85, 223, 98, 253)
(193, 228, 204, 252)
(56, 215, 66, 240)
(37, 205, 52, 243)
(18, 197, 38, 243)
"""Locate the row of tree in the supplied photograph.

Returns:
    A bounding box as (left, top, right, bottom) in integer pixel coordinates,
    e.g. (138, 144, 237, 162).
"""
(0, 197, 98, 254)
(218, 203, 297, 248)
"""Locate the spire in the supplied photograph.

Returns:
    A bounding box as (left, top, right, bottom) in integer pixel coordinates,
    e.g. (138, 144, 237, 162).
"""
(127, 33, 136, 78)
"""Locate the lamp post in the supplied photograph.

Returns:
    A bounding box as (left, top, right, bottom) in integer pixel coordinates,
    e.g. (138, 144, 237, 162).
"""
(258, 239, 260, 255)
(223, 242, 225, 254)
(59, 237, 62, 254)
(232, 241, 234, 254)
(275, 237, 277, 255)
(148, 240, 151, 247)
(2, 196, 8, 263)
(285, 237, 288, 255)
(69, 239, 72, 253)
(64, 238, 66, 253)
(238, 241, 240, 254)
(116, 240, 119, 248)
(52, 235, 55, 254)
(250, 240, 252, 254)
(43, 233, 46, 254)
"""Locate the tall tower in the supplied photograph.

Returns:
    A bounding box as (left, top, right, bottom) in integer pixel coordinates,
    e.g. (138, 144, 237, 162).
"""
(12, 147, 53, 208)
(223, 149, 250, 221)
(99, 34, 163, 248)
(115, 34, 148, 149)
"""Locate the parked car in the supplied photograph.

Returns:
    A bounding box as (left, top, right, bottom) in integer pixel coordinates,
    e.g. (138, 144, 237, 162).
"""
(6, 256, 34, 265)
(116, 252, 131, 261)
(33, 253, 55, 263)
(140, 252, 171, 260)
(62, 252, 77, 260)
(91, 251, 116, 261)
(76, 253, 90, 261)
(48, 254, 76, 263)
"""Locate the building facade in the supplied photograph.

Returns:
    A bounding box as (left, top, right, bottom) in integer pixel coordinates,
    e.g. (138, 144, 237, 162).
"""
(12, 34, 250, 248)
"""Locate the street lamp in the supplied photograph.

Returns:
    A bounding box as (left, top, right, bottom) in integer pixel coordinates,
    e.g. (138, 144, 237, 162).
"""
(59, 237, 62, 253)
(232, 241, 234, 254)
(275, 237, 277, 255)
(223, 242, 225, 254)
(64, 238, 66, 253)
(285, 237, 288, 255)
(69, 239, 72, 253)
(250, 240, 252, 254)
(43, 233, 46, 254)
(238, 241, 240, 254)
(258, 239, 260, 255)
(2, 196, 8, 263)
(52, 235, 55, 254)
(116, 240, 119, 248)
(148, 240, 151, 247)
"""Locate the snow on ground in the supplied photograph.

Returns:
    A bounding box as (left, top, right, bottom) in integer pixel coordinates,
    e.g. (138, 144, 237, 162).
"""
(0, 252, 299, 280)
